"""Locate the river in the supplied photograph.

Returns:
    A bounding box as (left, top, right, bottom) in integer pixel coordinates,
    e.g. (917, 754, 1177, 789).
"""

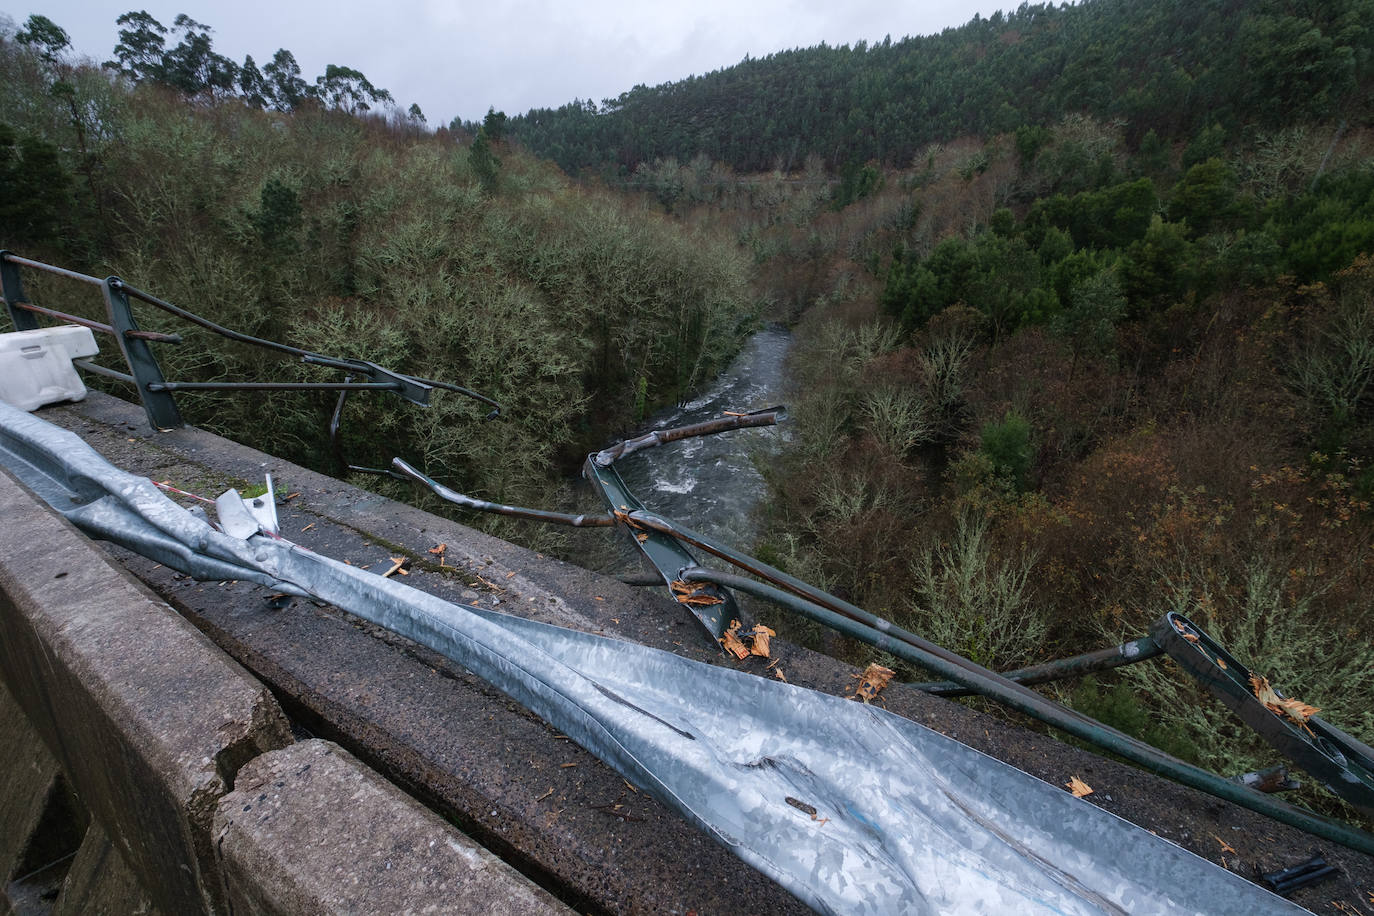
(572, 325, 791, 573)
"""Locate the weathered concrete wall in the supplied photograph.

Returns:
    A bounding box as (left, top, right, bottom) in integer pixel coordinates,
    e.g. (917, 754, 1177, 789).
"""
(215, 740, 568, 916)
(0, 466, 293, 914)
(0, 466, 569, 915)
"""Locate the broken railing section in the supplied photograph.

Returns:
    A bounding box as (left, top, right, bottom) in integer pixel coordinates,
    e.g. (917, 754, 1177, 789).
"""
(907, 636, 1164, 697)
(383, 410, 783, 640)
(389, 458, 615, 529)
(590, 407, 782, 466)
(0, 251, 500, 433)
(1153, 612, 1374, 817)
(381, 407, 1374, 852)
(0, 402, 1321, 914)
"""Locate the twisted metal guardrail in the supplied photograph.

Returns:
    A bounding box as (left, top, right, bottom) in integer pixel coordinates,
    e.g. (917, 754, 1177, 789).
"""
(0, 399, 1312, 915)
(0, 250, 499, 432)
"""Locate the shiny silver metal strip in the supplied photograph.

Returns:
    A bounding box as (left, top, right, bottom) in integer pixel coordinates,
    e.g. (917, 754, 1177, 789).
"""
(0, 401, 1303, 916)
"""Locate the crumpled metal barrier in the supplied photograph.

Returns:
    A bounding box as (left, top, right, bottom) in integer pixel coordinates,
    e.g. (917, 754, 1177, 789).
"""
(0, 402, 1303, 916)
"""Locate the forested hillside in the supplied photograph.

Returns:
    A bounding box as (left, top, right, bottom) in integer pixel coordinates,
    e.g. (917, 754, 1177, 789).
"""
(507, 0, 1374, 821)
(0, 13, 757, 546)
(508, 0, 1373, 176)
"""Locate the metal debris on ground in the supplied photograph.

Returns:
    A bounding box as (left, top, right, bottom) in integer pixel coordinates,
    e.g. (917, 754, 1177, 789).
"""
(1261, 852, 1338, 897)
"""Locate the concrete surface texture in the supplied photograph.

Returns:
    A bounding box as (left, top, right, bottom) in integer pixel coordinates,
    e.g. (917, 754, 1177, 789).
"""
(0, 465, 294, 915)
(48, 826, 159, 916)
(214, 739, 569, 915)
(17, 392, 1374, 915)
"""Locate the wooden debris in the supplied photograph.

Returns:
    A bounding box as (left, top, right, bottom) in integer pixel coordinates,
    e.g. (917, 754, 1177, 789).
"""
(560, 762, 578, 769)
(1213, 834, 1236, 854)
(1066, 775, 1094, 798)
(669, 579, 725, 607)
(536, 787, 554, 802)
(850, 663, 896, 703)
(636, 532, 649, 542)
(748, 624, 776, 658)
(1250, 673, 1320, 732)
(382, 556, 408, 578)
(774, 668, 788, 683)
(719, 619, 750, 660)
(428, 543, 447, 556)
(300, 522, 315, 532)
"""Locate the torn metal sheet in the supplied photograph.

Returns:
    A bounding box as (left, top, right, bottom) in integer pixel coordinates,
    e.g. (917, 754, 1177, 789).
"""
(214, 473, 279, 539)
(0, 402, 1304, 916)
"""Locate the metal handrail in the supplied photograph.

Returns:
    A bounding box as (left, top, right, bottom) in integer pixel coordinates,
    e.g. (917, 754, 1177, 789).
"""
(0, 251, 501, 431)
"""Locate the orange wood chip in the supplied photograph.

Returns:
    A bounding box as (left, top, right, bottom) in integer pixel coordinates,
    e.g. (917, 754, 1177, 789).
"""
(669, 579, 725, 606)
(850, 663, 895, 702)
(1250, 673, 1320, 731)
(719, 619, 751, 660)
(748, 625, 776, 658)
(1066, 775, 1094, 798)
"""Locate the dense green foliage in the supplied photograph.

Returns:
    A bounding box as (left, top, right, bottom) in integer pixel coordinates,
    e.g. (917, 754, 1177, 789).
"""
(507, 0, 1374, 177)
(0, 20, 756, 545)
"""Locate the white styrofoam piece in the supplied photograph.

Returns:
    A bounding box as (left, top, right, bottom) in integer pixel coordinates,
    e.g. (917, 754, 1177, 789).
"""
(0, 325, 100, 411)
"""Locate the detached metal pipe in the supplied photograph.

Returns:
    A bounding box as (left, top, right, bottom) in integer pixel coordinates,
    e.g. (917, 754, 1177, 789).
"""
(391, 458, 616, 527)
(593, 408, 782, 466)
(909, 637, 1164, 698)
(681, 567, 1374, 857)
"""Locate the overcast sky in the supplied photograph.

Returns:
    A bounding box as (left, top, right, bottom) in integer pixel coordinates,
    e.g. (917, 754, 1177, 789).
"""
(11, 1, 1015, 127)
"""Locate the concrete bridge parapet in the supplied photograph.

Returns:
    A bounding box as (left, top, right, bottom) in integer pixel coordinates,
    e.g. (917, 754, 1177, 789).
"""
(0, 462, 567, 915)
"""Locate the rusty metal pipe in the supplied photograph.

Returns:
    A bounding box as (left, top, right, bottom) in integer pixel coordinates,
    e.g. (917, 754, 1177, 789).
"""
(0, 253, 103, 285)
(10, 302, 182, 343)
(593, 408, 782, 466)
(148, 381, 401, 393)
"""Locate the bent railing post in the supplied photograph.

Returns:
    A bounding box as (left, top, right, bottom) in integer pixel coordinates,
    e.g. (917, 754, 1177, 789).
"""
(101, 277, 182, 430)
(0, 251, 39, 331)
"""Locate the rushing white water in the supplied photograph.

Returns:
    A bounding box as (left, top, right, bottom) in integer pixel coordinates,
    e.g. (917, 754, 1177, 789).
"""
(614, 325, 791, 547)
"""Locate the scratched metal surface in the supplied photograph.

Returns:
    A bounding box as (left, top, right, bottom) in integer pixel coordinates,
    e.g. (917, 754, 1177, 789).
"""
(0, 401, 1305, 916)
